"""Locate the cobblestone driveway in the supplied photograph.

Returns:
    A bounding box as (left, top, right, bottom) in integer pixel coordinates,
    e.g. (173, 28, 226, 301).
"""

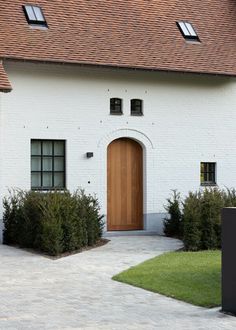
(0, 236, 235, 329)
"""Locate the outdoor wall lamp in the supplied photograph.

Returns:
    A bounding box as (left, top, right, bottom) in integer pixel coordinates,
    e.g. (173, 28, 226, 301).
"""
(86, 152, 94, 158)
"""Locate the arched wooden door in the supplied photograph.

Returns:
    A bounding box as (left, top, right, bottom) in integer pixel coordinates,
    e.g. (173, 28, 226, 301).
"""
(107, 138, 143, 231)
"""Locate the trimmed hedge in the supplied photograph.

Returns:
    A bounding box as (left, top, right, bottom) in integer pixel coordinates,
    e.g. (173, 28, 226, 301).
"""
(164, 188, 236, 251)
(3, 189, 104, 256)
(163, 190, 182, 238)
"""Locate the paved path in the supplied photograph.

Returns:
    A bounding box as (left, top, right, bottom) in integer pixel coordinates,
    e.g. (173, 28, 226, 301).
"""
(0, 236, 235, 330)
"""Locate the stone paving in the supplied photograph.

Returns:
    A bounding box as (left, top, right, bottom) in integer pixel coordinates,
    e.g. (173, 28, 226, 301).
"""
(0, 236, 236, 330)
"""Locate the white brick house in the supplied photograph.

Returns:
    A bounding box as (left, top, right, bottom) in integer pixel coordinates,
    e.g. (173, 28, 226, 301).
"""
(0, 1, 236, 238)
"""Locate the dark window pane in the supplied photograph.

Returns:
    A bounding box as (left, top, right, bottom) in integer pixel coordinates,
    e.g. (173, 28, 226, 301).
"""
(110, 98, 122, 114)
(31, 157, 41, 171)
(43, 173, 53, 187)
(54, 173, 64, 187)
(43, 157, 53, 171)
(131, 99, 143, 115)
(54, 141, 64, 156)
(200, 162, 216, 185)
(31, 140, 65, 189)
(31, 141, 41, 155)
(31, 173, 41, 188)
(54, 157, 64, 171)
(43, 141, 53, 156)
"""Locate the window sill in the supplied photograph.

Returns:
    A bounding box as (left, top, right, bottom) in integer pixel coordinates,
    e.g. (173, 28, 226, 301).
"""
(200, 183, 217, 187)
(110, 113, 123, 116)
(31, 188, 66, 191)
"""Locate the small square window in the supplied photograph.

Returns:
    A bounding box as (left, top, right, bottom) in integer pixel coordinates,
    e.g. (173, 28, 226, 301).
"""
(31, 140, 65, 190)
(23, 5, 47, 26)
(110, 98, 122, 115)
(131, 99, 143, 116)
(200, 162, 216, 185)
(177, 21, 199, 41)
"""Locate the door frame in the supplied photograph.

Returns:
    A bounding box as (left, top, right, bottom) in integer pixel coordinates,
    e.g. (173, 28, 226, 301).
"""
(97, 128, 154, 232)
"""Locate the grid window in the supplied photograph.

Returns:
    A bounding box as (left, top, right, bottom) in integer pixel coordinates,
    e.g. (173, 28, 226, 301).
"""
(200, 162, 216, 185)
(31, 140, 65, 190)
(110, 98, 122, 115)
(177, 21, 199, 41)
(131, 99, 143, 116)
(23, 5, 47, 26)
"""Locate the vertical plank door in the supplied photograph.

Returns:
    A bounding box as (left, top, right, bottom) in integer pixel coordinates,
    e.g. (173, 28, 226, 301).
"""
(107, 138, 143, 230)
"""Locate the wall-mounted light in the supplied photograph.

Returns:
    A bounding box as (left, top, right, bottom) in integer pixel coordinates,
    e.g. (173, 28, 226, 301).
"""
(86, 152, 94, 158)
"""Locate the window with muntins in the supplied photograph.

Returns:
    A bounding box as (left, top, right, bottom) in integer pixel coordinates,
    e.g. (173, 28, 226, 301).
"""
(177, 21, 199, 41)
(110, 98, 122, 115)
(31, 140, 65, 190)
(131, 99, 143, 116)
(200, 162, 216, 185)
(23, 5, 47, 26)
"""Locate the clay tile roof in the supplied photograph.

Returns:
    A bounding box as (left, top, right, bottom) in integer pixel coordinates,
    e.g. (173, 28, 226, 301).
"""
(0, 0, 236, 76)
(0, 62, 12, 92)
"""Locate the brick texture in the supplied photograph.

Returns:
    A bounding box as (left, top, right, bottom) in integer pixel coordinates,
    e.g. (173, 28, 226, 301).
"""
(1, 61, 236, 234)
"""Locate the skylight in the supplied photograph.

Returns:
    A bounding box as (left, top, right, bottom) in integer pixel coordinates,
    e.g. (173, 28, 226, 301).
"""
(177, 21, 199, 41)
(23, 5, 47, 26)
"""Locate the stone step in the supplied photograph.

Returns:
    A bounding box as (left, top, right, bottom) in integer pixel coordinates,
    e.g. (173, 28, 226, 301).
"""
(103, 230, 161, 237)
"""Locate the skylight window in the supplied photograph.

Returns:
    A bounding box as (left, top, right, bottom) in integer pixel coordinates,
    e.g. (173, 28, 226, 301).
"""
(177, 21, 199, 41)
(23, 5, 47, 26)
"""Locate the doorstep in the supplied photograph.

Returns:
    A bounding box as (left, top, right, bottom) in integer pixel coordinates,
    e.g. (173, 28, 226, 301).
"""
(103, 230, 160, 237)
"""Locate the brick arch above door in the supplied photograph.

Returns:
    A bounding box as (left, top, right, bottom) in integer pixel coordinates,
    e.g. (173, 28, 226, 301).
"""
(97, 128, 155, 151)
(97, 128, 155, 231)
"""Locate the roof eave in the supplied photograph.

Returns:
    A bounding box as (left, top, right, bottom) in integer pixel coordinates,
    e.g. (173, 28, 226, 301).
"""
(0, 87, 12, 93)
(0, 60, 12, 93)
(2, 56, 236, 78)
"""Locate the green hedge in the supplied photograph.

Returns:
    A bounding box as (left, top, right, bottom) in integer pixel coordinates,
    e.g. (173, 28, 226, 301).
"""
(164, 188, 236, 251)
(163, 190, 182, 238)
(3, 189, 104, 256)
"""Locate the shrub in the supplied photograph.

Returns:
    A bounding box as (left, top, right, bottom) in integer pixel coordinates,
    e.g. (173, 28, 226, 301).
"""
(200, 189, 223, 250)
(164, 190, 182, 238)
(182, 191, 202, 251)
(17, 191, 44, 248)
(222, 188, 236, 207)
(3, 189, 104, 256)
(78, 191, 103, 246)
(40, 214, 64, 256)
(165, 187, 236, 251)
(3, 190, 21, 245)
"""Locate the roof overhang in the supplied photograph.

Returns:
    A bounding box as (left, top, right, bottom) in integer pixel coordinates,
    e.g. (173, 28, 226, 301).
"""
(2, 56, 236, 79)
(0, 61, 12, 93)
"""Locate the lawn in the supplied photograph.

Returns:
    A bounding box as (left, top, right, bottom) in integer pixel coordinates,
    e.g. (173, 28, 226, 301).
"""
(113, 250, 221, 307)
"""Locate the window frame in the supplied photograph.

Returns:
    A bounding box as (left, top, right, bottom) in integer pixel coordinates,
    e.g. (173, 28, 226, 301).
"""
(131, 99, 143, 116)
(200, 162, 216, 186)
(31, 139, 66, 191)
(23, 5, 48, 27)
(177, 21, 200, 42)
(110, 98, 123, 115)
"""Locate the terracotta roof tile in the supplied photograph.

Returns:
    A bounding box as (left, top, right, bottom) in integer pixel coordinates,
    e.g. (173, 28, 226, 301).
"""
(0, 0, 236, 76)
(0, 62, 12, 92)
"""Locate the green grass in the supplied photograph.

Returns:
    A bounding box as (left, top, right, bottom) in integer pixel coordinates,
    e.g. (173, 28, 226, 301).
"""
(113, 250, 221, 307)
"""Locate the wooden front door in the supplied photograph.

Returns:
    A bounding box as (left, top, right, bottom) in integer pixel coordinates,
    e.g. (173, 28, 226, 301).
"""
(107, 138, 143, 231)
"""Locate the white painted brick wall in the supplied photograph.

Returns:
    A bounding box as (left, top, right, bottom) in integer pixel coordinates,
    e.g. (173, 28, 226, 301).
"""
(0, 61, 236, 234)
